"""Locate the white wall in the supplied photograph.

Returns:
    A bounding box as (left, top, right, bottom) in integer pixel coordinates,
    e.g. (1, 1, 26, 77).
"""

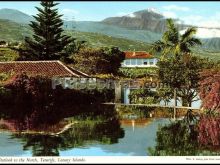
(121, 58, 158, 67)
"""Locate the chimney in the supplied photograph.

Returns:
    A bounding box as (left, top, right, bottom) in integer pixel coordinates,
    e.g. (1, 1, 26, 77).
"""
(132, 49, 136, 56)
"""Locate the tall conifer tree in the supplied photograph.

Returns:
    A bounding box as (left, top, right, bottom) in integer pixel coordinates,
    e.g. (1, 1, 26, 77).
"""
(25, 1, 71, 60)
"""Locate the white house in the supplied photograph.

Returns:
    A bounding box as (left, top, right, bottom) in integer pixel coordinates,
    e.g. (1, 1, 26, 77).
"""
(121, 51, 158, 68)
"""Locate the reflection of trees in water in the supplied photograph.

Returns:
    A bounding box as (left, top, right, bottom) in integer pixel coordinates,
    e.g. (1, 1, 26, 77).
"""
(13, 134, 62, 156)
(148, 121, 220, 156)
(148, 121, 198, 156)
(10, 105, 125, 156)
(59, 119, 124, 150)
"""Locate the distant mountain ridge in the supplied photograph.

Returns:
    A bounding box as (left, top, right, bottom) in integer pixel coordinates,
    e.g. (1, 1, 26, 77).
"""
(0, 8, 220, 54)
(102, 9, 168, 33)
(0, 8, 34, 24)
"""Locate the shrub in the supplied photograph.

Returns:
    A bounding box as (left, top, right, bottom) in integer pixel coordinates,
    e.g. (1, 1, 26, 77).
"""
(199, 69, 220, 113)
(71, 47, 125, 75)
(1, 73, 115, 130)
(198, 116, 220, 147)
(119, 67, 158, 78)
(129, 88, 159, 104)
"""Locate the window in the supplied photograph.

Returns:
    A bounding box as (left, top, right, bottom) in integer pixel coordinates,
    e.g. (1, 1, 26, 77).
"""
(131, 59, 136, 65)
(143, 59, 148, 65)
(125, 59, 130, 65)
(149, 59, 154, 65)
(137, 59, 142, 65)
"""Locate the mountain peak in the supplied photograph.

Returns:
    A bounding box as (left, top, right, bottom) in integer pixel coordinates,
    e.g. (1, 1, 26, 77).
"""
(102, 8, 166, 33)
(146, 8, 161, 14)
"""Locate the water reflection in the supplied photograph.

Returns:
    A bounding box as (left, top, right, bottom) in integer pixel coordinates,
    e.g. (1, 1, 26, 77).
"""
(1, 105, 219, 156)
(148, 120, 220, 156)
(6, 105, 124, 156)
(10, 118, 124, 156)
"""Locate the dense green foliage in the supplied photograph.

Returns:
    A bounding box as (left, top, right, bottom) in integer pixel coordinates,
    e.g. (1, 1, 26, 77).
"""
(64, 30, 152, 52)
(25, 1, 71, 60)
(0, 73, 114, 130)
(0, 19, 32, 42)
(0, 47, 19, 61)
(119, 67, 158, 78)
(151, 19, 210, 106)
(158, 55, 209, 106)
(71, 46, 125, 75)
(129, 88, 159, 104)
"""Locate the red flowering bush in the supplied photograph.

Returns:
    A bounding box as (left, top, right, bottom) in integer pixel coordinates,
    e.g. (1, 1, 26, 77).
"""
(198, 69, 220, 147)
(198, 116, 220, 146)
(199, 69, 220, 113)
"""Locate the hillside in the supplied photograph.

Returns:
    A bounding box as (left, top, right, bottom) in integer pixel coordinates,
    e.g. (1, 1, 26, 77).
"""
(0, 47, 19, 61)
(63, 21, 220, 52)
(0, 19, 32, 42)
(64, 21, 162, 43)
(192, 48, 220, 61)
(0, 8, 219, 53)
(0, 18, 218, 61)
(0, 8, 33, 24)
(64, 30, 152, 51)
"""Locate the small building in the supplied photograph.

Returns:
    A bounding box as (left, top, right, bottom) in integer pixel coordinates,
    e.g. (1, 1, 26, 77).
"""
(0, 60, 93, 89)
(0, 60, 89, 78)
(121, 51, 158, 68)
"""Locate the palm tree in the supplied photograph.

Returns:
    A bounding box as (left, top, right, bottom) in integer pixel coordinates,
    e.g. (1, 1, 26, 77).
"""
(150, 19, 202, 116)
(151, 18, 202, 60)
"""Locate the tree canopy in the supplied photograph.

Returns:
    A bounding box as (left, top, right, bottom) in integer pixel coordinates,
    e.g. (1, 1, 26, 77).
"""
(151, 18, 202, 60)
(25, 1, 72, 60)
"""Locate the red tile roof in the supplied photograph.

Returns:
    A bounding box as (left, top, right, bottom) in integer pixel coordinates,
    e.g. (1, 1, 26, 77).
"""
(0, 61, 85, 78)
(124, 51, 153, 59)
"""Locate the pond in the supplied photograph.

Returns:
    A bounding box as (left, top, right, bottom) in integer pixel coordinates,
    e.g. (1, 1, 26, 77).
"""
(0, 118, 169, 156)
(0, 105, 219, 156)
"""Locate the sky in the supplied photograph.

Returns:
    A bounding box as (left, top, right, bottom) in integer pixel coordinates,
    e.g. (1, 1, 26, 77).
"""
(0, 1, 220, 28)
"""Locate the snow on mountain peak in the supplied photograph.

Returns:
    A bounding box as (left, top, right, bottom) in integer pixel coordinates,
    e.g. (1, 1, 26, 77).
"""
(147, 8, 161, 15)
(125, 13, 136, 18)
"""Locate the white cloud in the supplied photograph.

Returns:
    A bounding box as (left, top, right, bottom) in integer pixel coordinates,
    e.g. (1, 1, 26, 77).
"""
(180, 28, 220, 38)
(163, 5, 190, 12)
(182, 13, 220, 28)
(162, 11, 177, 18)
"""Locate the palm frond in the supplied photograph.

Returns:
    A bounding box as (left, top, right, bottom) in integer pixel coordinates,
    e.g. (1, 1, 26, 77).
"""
(181, 27, 197, 43)
(150, 40, 166, 54)
(186, 38, 202, 47)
